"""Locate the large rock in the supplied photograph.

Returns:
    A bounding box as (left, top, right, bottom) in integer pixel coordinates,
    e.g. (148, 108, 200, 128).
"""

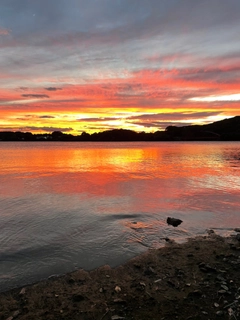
(167, 217, 183, 227)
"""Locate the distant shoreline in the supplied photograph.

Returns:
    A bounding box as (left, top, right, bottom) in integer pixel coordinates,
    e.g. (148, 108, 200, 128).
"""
(1, 116, 240, 142)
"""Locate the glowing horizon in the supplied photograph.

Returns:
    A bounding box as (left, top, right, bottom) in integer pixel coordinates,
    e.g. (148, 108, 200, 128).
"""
(0, 0, 239, 134)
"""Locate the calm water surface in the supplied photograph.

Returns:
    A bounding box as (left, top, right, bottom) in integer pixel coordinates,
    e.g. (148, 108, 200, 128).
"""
(0, 141, 240, 292)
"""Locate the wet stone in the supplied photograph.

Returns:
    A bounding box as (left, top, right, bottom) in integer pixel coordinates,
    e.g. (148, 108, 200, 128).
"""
(221, 285, 229, 291)
(218, 290, 226, 294)
(19, 288, 26, 295)
(111, 316, 125, 320)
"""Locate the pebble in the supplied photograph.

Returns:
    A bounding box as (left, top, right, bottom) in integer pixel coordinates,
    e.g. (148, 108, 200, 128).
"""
(228, 308, 234, 316)
(218, 290, 226, 294)
(140, 282, 146, 287)
(221, 285, 229, 291)
(219, 269, 227, 273)
(19, 288, 26, 295)
(115, 286, 121, 293)
(214, 303, 220, 308)
(111, 315, 125, 320)
(216, 310, 224, 316)
(48, 274, 59, 279)
(113, 298, 126, 304)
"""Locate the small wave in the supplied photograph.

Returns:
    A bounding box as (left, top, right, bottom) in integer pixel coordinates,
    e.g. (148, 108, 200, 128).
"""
(101, 213, 146, 221)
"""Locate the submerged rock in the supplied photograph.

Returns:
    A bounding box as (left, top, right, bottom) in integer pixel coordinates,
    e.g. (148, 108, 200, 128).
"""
(167, 217, 183, 227)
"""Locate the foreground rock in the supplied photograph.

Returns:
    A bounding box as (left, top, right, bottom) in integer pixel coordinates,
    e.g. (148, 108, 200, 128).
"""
(167, 217, 183, 227)
(1, 233, 240, 320)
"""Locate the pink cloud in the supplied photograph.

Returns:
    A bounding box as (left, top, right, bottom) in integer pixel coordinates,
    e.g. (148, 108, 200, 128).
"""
(0, 28, 10, 36)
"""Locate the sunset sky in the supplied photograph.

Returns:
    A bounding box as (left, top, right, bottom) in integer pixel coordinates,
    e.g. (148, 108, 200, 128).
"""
(0, 0, 240, 134)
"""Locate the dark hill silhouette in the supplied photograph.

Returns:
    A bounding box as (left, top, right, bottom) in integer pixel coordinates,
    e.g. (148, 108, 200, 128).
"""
(0, 116, 239, 141)
(165, 116, 240, 141)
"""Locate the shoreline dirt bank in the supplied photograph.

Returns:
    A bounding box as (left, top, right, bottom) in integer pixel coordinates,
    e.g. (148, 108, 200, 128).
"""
(1, 232, 240, 320)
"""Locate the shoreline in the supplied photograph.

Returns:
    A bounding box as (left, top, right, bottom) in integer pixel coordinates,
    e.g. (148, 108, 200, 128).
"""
(1, 232, 240, 320)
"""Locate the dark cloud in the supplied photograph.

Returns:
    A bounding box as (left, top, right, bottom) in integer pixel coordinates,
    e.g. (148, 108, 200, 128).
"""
(38, 115, 55, 119)
(16, 115, 55, 120)
(1, 0, 239, 51)
(45, 87, 62, 91)
(22, 94, 49, 98)
(0, 125, 71, 132)
(19, 126, 72, 133)
(126, 112, 223, 130)
(128, 112, 221, 121)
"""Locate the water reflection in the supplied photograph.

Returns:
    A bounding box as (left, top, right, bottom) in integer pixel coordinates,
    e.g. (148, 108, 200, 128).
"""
(0, 141, 240, 291)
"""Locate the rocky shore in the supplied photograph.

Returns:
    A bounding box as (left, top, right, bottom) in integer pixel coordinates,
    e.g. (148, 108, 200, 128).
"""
(1, 231, 240, 320)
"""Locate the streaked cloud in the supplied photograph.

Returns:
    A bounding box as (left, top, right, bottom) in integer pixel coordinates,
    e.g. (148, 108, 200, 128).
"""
(45, 87, 62, 91)
(22, 94, 49, 99)
(18, 126, 73, 133)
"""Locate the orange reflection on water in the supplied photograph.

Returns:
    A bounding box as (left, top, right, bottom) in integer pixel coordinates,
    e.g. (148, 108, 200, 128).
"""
(0, 142, 239, 202)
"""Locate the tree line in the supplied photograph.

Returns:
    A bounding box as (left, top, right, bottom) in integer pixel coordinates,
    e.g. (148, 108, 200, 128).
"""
(0, 116, 239, 141)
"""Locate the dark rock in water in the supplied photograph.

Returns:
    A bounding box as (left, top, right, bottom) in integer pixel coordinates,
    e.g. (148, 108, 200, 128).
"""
(167, 217, 183, 227)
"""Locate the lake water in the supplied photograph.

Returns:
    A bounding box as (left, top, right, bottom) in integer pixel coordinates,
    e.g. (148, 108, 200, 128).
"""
(0, 141, 240, 292)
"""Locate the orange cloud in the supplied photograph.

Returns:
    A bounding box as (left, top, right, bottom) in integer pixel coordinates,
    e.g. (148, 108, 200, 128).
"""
(0, 62, 239, 134)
